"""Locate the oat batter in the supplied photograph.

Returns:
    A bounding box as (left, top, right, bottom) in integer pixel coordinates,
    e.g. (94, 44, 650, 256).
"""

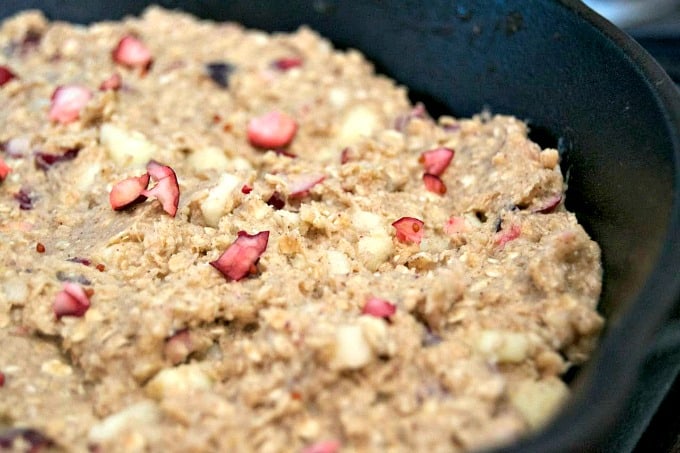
(0, 7, 603, 452)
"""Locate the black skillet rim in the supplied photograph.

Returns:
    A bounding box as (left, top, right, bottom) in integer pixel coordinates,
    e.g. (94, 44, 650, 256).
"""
(496, 1, 680, 451)
(0, 1, 679, 451)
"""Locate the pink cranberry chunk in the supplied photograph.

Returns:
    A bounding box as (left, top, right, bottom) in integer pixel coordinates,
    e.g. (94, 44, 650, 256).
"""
(35, 148, 80, 171)
(419, 147, 455, 176)
(109, 173, 150, 210)
(247, 111, 298, 149)
(0, 371, 5, 387)
(443, 216, 467, 235)
(533, 194, 562, 214)
(0, 157, 11, 181)
(141, 161, 180, 217)
(272, 57, 303, 71)
(362, 297, 397, 319)
(392, 217, 425, 244)
(112, 35, 153, 70)
(301, 440, 341, 453)
(423, 173, 447, 195)
(394, 102, 427, 131)
(210, 231, 269, 281)
(288, 173, 325, 198)
(164, 329, 194, 365)
(100, 73, 122, 91)
(0, 66, 17, 87)
(53, 282, 91, 319)
(495, 224, 521, 248)
(48, 85, 92, 124)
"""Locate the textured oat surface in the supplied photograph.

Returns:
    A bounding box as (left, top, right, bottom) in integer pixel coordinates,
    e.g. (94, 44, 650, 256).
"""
(0, 7, 603, 453)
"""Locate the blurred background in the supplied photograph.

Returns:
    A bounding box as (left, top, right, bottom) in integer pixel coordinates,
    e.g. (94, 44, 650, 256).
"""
(584, 0, 680, 83)
(584, 0, 680, 28)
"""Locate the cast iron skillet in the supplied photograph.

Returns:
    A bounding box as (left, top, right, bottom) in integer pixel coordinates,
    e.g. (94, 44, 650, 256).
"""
(2, 0, 679, 451)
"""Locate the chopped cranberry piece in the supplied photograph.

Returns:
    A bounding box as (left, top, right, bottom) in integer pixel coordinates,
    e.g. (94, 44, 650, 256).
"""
(533, 194, 562, 214)
(210, 231, 269, 281)
(112, 35, 153, 70)
(241, 184, 253, 194)
(48, 85, 92, 124)
(274, 148, 297, 158)
(0, 66, 17, 87)
(392, 216, 425, 245)
(67, 257, 92, 266)
(419, 147, 455, 176)
(340, 147, 351, 164)
(443, 216, 467, 235)
(0, 428, 54, 451)
(247, 111, 298, 149)
(34, 148, 80, 171)
(0, 157, 11, 181)
(164, 329, 193, 365)
(109, 173, 150, 211)
(266, 192, 285, 210)
(99, 72, 122, 91)
(301, 440, 341, 453)
(288, 173, 325, 198)
(20, 29, 42, 53)
(272, 57, 303, 71)
(0, 371, 4, 387)
(494, 224, 521, 248)
(36, 243, 46, 253)
(423, 173, 447, 195)
(141, 161, 180, 217)
(205, 61, 235, 88)
(13, 188, 33, 210)
(362, 296, 397, 319)
(53, 282, 91, 319)
(394, 102, 427, 131)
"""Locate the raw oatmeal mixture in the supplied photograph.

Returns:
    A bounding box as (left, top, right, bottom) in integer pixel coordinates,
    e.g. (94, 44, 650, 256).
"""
(0, 7, 604, 453)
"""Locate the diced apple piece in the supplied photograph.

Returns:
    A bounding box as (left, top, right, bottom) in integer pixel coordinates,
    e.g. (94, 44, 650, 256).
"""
(337, 106, 378, 143)
(332, 325, 372, 370)
(187, 146, 231, 172)
(88, 400, 160, 444)
(100, 123, 156, 166)
(145, 363, 212, 400)
(351, 210, 385, 233)
(358, 234, 393, 271)
(474, 329, 530, 363)
(200, 172, 241, 227)
(508, 378, 569, 430)
(326, 250, 351, 276)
